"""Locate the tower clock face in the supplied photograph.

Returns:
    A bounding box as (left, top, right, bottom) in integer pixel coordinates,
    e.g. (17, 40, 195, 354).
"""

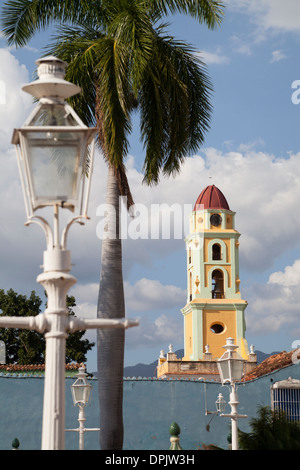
(210, 213, 222, 227)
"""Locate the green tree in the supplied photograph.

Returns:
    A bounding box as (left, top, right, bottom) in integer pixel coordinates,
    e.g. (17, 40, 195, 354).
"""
(239, 406, 300, 450)
(1, 0, 225, 449)
(65, 295, 95, 364)
(0, 289, 94, 365)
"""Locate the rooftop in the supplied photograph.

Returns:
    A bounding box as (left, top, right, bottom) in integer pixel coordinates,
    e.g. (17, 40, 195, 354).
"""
(194, 185, 230, 211)
(0, 363, 83, 377)
(242, 349, 300, 381)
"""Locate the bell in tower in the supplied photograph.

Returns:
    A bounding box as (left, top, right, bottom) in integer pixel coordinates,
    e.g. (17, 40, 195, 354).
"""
(212, 269, 224, 299)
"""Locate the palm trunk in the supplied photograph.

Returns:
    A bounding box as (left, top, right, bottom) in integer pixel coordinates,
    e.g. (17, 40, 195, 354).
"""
(97, 164, 125, 450)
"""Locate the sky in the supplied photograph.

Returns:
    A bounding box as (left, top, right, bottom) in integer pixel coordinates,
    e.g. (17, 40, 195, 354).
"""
(0, 0, 299, 371)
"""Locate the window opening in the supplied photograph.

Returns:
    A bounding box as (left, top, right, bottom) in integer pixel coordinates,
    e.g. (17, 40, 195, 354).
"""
(271, 378, 300, 422)
(211, 269, 224, 299)
(210, 323, 224, 334)
(212, 243, 221, 260)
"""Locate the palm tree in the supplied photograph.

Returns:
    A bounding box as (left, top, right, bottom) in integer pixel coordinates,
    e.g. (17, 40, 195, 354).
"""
(239, 406, 300, 450)
(1, 0, 225, 449)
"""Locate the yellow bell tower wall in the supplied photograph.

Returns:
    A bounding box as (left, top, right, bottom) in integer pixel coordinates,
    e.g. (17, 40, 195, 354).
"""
(183, 311, 193, 360)
(202, 308, 239, 360)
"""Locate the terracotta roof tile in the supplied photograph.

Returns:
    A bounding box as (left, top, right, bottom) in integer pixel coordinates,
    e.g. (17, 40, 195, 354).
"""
(243, 350, 300, 381)
(194, 185, 230, 211)
(0, 363, 81, 372)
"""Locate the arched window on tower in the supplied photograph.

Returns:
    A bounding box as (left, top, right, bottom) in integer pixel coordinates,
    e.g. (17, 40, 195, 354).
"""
(189, 271, 192, 301)
(188, 247, 192, 264)
(211, 269, 224, 299)
(212, 243, 222, 260)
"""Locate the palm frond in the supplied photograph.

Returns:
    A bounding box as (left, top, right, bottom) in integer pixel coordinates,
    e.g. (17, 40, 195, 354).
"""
(104, 0, 155, 94)
(94, 36, 132, 166)
(44, 25, 101, 127)
(140, 32, 213, 184)
(0, 0, 105, 46)
(146, 0, 225, 28)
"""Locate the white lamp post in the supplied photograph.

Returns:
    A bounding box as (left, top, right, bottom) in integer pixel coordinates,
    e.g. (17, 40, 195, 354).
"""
(66, 365, 100, 450)
(0, 56, 138, 450)
(217, 338, 247, 450)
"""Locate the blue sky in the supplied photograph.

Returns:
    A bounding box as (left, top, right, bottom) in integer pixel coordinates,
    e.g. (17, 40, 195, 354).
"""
(0, 1, 300, 371)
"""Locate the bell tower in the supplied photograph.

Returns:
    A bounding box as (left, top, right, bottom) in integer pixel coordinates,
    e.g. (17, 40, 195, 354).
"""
(182, 185, 249, 361)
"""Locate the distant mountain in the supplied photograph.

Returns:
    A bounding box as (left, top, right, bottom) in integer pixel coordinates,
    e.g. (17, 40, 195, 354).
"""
(123, 360, 158, 378)
(91, 350, 184, 378)
(123, 349, 184, 378)
(91, 349, 280, 378)
(255, 350, 280, 364)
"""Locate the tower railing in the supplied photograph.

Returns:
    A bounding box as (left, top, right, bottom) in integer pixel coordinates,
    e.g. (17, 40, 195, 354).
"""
(211, 291, 225, 299)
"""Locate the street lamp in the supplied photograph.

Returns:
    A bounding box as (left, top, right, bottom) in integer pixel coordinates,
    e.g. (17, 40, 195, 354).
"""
(12, 56, 96, 249)
(66, 365, 100, 450)
(0, 56, 138, 450)
(71, 365, 92, 407)
(217, 337, 245, 385)
(205, 391, 226, 432)
(215, 393, 226, 413)
(217, 338, 247, 450)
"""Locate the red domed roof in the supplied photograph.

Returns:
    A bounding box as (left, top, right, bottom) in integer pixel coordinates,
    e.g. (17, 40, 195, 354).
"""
(194, 185, 230, 211)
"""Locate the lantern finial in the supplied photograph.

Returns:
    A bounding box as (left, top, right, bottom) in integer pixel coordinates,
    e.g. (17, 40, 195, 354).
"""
(22, 55, 81, 101)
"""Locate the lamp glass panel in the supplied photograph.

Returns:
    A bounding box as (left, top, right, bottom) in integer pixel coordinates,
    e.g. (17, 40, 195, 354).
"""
(26, 131, 82, 205)
(218, 357, 245, 383)
(215, 394, 226, 413)
(29, 105, 78, 127)
(231, 358, 245, 381)
(72, 379, 92, 405)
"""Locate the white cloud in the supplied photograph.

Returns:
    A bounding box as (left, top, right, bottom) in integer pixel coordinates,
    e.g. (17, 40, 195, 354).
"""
(198, 49, 230, 65)
(268, 259, 300, 287)
(228, 0, 300, 34)
(226, 0, 300, 62)
(71, 277, 185, 318)
(70, 278, 185, 351)
(270, 49, 287, 63)
(71, 282, 98, 303)
(237, 138, 265, 152)
(0, 49, 42, 292)
(244, 260, 300, 341)
(154, 314, 182, 343)
(125, 311, 183, 350)
(124, 278, 186, 313)
(260, 0, 300, 33)
(0, 49, 32, 141)
(235, 255, 300, 349)
(230, 35, 252, 55)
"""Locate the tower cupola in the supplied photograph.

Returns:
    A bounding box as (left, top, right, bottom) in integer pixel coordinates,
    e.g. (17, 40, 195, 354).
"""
(194, 184, 230, 211)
